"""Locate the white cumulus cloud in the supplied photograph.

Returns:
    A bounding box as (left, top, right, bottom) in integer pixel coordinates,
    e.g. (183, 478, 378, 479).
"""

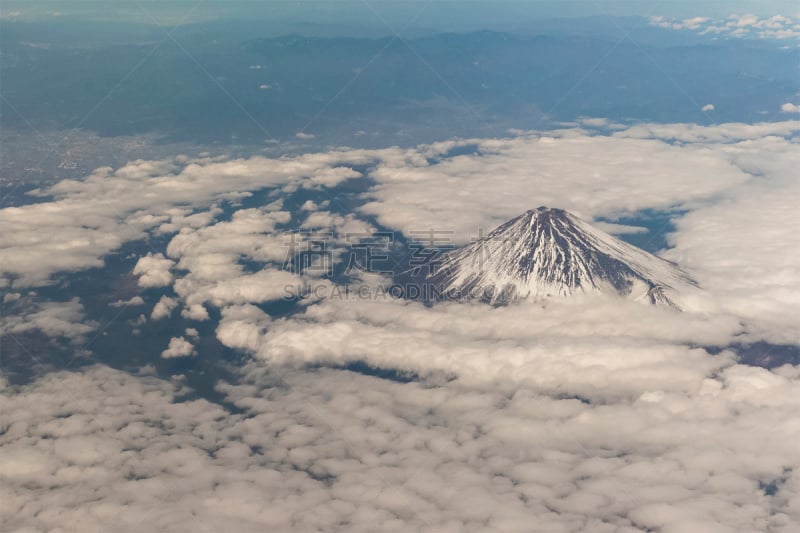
(160, 336, 196, 358)
(150, 295, 178, 321)
(133, 253, 174, 288)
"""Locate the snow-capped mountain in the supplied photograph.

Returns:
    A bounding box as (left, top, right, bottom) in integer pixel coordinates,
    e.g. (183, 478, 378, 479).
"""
(420, 207, 696, 307)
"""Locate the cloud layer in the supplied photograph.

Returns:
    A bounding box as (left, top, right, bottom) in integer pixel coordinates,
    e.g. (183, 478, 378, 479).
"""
(650, 14, 800, 40)
(2, 120, 797, 350)
(0, 151, 369, 287)
(1, 119, 799, 532)
(1, 361, 798, 532)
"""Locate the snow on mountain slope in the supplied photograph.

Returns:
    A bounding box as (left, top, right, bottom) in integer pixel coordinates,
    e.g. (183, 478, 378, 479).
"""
(421, 207, 697, 307)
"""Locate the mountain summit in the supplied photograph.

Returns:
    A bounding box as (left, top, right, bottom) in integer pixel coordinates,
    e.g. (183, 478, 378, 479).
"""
(421, 207, 696, 307)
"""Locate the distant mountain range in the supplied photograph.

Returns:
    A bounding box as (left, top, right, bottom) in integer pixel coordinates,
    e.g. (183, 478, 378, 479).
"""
(2, 25, 796, 144)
